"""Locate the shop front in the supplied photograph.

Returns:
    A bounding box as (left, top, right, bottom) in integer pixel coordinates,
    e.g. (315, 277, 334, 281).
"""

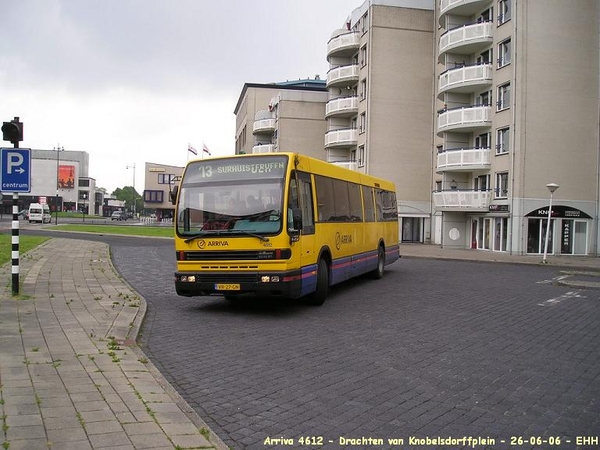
(525, 206, 591, 256)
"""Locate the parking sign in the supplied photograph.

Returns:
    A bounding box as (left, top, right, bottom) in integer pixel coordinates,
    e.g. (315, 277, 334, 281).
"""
(1, 148, 31, 193)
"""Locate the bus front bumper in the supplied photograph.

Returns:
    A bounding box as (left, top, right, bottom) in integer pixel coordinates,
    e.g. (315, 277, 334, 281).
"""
(174, 270, 306, 299)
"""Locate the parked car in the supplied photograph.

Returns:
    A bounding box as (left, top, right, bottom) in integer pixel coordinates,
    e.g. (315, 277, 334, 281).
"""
(111, 211, 126, 221)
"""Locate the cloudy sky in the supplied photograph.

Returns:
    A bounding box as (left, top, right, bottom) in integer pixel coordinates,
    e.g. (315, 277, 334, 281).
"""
(0, 0, 354, 194)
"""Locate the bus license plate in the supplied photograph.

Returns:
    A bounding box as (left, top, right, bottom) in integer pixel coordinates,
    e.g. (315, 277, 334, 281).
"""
(215, 283, 240, 291)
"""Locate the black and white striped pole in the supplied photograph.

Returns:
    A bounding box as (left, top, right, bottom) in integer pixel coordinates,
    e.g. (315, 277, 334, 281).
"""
(1, 117, 25, 295)
(11, 192, 19, 295)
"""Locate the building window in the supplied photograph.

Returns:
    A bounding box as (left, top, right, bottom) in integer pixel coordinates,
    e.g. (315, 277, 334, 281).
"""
(495, 172, 509, 198)
(475, 174, 490, 191)
(360, 79, 367, 100)
(496, 127, 510, 154)
(498, 0, 511, 25)
(358, 145, 365, 167)
(498, 38, 511, 68)
(475, 132, 491, 149)
(158, 173, 176, 184)
(360, 45, 367, 67)
(359, 112, 366, 134)
(144, 190, 164, 203)
(477, 49, 493, 65)
(361, 12, 368, 34)
(477, 90, 492, 106)
(497, 82, 511, 111)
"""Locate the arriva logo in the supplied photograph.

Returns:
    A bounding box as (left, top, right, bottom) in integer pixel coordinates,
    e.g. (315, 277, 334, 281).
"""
(335, 232, 353, 250)
(197, 240, 230, 249)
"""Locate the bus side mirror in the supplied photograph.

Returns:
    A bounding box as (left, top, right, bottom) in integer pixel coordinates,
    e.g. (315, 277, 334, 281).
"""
(170, 185, 179, 205)
(292, 208, 303, 230)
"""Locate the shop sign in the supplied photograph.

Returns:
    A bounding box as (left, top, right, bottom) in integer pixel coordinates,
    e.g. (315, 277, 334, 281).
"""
(525, 205, 591, 219)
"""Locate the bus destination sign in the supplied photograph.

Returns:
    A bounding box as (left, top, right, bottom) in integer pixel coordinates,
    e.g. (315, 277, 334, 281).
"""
(184, 156, 288, 184)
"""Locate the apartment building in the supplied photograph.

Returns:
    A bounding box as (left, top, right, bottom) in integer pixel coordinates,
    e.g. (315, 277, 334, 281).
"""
(234, 80, 328, 160)
(326, 0, 435, 243)
(434, 0, 599, 255)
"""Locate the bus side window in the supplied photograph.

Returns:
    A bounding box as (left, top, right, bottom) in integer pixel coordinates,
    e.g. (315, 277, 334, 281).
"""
(297, 171, 315, 234)
(287, 178, 299, 230)
(362, 185, 376, 222)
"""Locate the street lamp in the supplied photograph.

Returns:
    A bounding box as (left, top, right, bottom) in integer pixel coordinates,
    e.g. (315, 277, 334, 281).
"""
(54, 144, 64, 225)
(82, 193, 87, 222)
(542, 183, 560, 263)
(126, 163, 136, 219)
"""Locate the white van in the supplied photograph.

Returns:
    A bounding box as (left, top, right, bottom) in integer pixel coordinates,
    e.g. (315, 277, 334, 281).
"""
(28, 203, 51, 224)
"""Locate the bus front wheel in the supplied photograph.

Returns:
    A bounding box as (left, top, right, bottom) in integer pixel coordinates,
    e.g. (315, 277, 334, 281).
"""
(306, 258, 329, 306)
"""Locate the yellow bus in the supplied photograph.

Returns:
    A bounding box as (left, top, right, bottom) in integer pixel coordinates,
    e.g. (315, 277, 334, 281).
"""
(172, 152, 400, 305)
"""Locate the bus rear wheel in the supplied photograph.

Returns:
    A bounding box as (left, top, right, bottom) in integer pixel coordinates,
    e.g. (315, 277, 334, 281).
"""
(371, 245, 385, 279)
(306, 258, 329, 306)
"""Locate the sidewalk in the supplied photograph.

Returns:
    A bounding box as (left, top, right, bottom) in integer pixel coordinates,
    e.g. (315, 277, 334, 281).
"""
(0, 238, 227, 450)
(2, 239, 600, 450)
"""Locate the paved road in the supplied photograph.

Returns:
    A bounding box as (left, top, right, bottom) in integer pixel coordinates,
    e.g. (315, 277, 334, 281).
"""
(22, 231, 600, 449)
(113, 243, 600, 450)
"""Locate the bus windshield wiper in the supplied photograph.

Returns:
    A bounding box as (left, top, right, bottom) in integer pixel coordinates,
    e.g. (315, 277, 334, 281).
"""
(235, 230, 270, 242)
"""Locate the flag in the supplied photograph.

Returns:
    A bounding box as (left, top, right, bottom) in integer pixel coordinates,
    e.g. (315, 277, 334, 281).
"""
(202, 143, 211, 156)
(188, 144, 197, 155)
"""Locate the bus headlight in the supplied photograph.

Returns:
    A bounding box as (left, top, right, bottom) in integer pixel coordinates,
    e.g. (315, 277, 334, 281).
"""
(261, 276, 280, 283)
(180, 275, 196, 283)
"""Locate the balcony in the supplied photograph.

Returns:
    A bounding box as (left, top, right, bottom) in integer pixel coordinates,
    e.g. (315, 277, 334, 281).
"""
(439, 0, 489, 23)
(327, 31, 360, 60)
(437, 105, 491, 135)
(324, 128, 358, 149)
(437, 147, 491, 173)
(433, 189, 491, 211)
(325, 96, 359, 118)
(326, 64, 359, 88)
(439, 63, 492, 95)
(331, 161, 358, 171)
(252, 144, 275, 154)
(252, 118, 276, 135)
(439, 22, 493, 56)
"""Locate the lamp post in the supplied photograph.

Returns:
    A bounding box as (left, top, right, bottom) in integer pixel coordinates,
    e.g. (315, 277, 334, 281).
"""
(54, 144, 64, 225)
(542, 183, 560, 263)
(82, 193, 87, 222)
(126, 163, 136, 219)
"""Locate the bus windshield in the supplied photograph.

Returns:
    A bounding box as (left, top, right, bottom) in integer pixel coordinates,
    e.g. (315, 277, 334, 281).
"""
(176, 156, 288, 237)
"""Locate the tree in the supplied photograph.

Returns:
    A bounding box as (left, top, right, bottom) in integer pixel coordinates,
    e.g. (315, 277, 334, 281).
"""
(112, 186, 142, 213)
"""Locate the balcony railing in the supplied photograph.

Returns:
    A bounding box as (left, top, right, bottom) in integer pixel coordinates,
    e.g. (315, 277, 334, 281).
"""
(439, 63, 492, 94)
(252, 144, 275, 154)
(324, 128, 358, 148)
(433, 189, 491, 211)
(437, 147, 491, 172)
(327, 31, 360, 59)
(439, 21, 493, 55)
(326, 64, 359, 88)
(439, 0, 489, 19)
(437, 105, 491, 134)
(252, 118, 276, 135)
(331, 161, 358, 171)
(325, 96, 359, 118)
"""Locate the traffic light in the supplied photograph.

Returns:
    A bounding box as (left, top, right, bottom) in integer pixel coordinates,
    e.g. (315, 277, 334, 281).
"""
(2, 117, 23, 145)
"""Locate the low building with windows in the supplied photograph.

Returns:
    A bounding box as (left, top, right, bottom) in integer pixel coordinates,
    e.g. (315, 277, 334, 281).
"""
(0, 149, 103, 216)
(143, 162, 184, 221)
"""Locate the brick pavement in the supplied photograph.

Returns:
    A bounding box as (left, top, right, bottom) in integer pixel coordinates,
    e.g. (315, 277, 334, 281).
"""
(0, 238, 226, 450)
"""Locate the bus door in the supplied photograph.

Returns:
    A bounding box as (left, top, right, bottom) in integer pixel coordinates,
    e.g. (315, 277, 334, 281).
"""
(288, 171, 316, 270)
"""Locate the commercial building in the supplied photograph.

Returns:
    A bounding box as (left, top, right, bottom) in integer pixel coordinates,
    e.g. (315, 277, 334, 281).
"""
(0, 149, 102, 216)
(142, 162, 184, 221)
